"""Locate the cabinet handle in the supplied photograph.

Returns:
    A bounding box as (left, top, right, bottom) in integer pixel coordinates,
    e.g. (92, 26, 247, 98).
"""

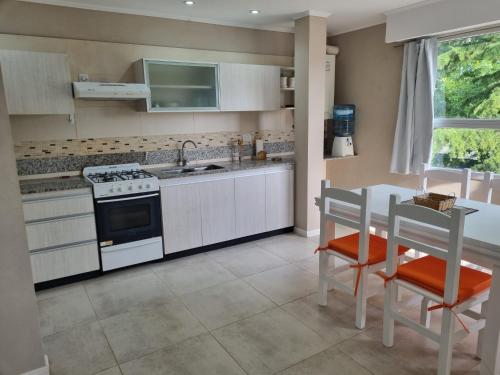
(29, 239, 97, 255)
(25, 212, 95, 225)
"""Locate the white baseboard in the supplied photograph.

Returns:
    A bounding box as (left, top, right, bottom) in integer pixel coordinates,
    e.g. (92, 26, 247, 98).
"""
(21, 355, 49, 375)
(294, 227, 320, 238)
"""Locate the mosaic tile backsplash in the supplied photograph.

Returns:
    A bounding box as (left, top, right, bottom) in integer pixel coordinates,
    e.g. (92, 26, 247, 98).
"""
(15, 130, 295, 176)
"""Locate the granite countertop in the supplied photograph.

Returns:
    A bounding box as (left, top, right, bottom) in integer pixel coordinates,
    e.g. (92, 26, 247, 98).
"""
(19, 158, 295, 195)
(149, 158, 295, 180)
(19, 176, 92, 195)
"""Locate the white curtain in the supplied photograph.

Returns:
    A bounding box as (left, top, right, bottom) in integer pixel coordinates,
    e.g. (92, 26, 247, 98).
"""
(390, 38, 438, 174)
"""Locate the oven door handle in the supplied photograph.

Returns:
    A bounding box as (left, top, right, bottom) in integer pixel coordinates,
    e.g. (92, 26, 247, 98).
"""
(96, 193, 159, 204)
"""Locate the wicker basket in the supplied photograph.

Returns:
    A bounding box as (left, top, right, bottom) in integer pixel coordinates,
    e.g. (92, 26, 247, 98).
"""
(413, 192, 456, 212)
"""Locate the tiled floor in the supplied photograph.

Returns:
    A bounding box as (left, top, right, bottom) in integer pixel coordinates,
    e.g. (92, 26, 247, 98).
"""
(37, 232, 481, 375)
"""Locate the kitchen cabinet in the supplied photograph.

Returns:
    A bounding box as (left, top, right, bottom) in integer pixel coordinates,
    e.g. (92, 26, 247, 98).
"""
(30, 241, 99, 284)
(265, 170, 294, 231)
(219, 63, 280, 111)
(161, 184, 203, 254)
(135, 59, 219, 112)
(0, 50, 74, 115)
(199, 178, 236, 245)
(160, 165, 294, 254)
(22, 190, 99, 284)
(235, 174, 266, 237)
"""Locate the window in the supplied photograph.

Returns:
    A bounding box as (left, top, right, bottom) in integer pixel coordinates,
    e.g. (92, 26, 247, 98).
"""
(431, 31, 500, 173)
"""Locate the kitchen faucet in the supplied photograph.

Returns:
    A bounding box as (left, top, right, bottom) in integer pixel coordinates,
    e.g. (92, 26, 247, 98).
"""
(180, 140, 197, 166)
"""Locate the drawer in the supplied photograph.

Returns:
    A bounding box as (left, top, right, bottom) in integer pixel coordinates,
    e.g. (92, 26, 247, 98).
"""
(30, 241, 100, 283)
(26, 214, 97, 251)
(23, 193, 94, 222)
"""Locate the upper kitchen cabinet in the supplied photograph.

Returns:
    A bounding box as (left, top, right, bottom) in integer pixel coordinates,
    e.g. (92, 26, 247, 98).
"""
(135, 59, 219, 112)
(219, 63, 280, 111)
(0, 50, 74, 115)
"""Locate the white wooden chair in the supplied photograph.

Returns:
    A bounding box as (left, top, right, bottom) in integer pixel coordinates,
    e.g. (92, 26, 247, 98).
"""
(317, 180, 408, 329)
(419, 163, 472, 199)
(382, 194, 491, 375)
(482, 172, 500, 203)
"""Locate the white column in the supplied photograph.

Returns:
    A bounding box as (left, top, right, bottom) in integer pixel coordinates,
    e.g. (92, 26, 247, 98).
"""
(294, 12, 328, 236)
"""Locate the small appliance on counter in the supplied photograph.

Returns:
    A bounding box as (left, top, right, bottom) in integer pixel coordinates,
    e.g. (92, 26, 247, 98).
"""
(331, 104, 355, 157)
(83, 163, 163, 272)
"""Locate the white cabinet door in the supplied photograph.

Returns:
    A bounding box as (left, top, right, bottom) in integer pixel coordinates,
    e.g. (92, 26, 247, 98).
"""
(219, 63, 280, 111)
(265, 170, 294, 231)
(0, 50, 74, 115)
(235, 174, 266, 237)
(199, 178, 236, 245)
(161, 184, 203, 254)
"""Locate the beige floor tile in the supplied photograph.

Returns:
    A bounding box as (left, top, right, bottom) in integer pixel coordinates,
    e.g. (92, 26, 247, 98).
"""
(212, 308, 330, 375)
(120, 333, 245, 375)
(36, 282, 85, 301)
(95, 367, 122, 375)
(338, 325, 479, 375)
(153, 258, 236, 296)
(281, 291, 383, 345)
(38, 286, 96, 337)
(208, 244, 288, 277)
(43, 321, 116, 375)
(84, 270, 174, 319)
(181, 279, 276, 330)
(277, 346, 372, 375)
(244, 264, 318, 305)
(100, 300, 206, 363)
(255, 233, 318, 262)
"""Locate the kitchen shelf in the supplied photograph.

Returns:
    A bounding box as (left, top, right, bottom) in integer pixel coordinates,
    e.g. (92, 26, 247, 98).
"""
(323, 154, 359, 161)
(281, 107, 295, 110)
(281, 88, 295, 91)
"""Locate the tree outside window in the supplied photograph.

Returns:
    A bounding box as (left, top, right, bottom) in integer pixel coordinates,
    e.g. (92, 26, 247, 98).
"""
(431, 31, 500, 173)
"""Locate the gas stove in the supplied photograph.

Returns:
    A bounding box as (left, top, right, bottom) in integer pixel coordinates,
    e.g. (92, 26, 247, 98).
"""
(83, 163, 159, 198)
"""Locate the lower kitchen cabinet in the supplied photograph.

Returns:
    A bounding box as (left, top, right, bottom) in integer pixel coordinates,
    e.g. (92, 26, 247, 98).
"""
(265, 170, 294, 231)
(160, 166, 294, 254)
(30, 241, 99, 284)
(235, 174, 266, 237)
(161, 184, 203, 254)
(199, 178, 236, 245)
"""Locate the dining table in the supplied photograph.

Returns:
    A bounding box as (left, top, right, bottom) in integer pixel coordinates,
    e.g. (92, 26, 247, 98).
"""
(317, 184, 500, 375)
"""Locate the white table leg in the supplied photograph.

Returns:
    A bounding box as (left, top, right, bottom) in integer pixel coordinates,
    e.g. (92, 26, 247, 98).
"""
(481, 264, 500, 375)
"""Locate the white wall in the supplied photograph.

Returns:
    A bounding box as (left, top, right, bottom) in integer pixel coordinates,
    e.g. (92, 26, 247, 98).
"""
(386, 0, 500, 42)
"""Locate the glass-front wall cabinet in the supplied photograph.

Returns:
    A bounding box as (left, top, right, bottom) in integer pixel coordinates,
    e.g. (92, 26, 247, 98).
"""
(138, 59, 219, 112)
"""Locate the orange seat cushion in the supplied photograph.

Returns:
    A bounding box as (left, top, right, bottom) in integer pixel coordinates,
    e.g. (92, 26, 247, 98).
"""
(327, 233, 408, 265)
(397, 256, 491, 302)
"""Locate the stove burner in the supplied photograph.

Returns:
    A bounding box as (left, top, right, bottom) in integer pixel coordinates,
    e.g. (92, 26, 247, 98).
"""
(87, 169, 154, 183)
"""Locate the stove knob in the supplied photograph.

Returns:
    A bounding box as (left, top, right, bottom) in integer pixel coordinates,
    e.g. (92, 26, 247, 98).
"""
(109, 187, 114, 193)
(145, 184, 151, 189)
(128, 186, 133, 191)
(117, 187, 122, 192)
(138, 185, 143, 190)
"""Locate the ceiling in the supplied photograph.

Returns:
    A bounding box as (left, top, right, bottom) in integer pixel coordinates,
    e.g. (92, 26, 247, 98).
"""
(20, 0, 429, 35)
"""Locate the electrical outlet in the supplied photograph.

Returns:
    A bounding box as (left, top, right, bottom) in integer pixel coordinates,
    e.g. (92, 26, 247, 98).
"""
(78, 73, 89, 82)
(242, 133, 252, 143)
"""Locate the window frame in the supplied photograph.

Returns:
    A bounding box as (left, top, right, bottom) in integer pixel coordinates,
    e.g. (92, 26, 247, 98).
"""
(430, 28, 500, 176)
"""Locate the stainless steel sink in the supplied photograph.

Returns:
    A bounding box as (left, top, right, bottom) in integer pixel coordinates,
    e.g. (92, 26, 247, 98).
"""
(162, 164, 224, 174)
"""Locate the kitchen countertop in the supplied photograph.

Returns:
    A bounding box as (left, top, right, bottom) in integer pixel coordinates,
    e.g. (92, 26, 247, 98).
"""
(19, 176, 92, 195)
(149, 158, 295, 180)
(19, 158, 294, 195)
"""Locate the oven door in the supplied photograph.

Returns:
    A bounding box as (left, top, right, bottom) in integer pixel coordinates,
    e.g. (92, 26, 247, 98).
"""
(94, 192, 162, 247)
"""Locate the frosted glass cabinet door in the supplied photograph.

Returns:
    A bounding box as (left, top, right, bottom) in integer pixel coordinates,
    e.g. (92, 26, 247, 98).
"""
(142, 60, 219, 112)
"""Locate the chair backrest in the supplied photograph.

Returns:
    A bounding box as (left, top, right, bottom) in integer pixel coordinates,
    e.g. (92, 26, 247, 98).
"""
(482, 172, 500, 203)
(386, 194, 466, 304)
(319, 180, 371, 264)
(419, 163, 472, 199)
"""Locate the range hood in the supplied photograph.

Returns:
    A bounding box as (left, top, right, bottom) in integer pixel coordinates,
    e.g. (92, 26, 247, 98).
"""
(72, 82, 150, 100)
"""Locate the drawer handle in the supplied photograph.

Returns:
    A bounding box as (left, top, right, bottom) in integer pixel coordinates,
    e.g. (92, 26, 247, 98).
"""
(30, 239, 97, 254)
(25, 212, 95, 225)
